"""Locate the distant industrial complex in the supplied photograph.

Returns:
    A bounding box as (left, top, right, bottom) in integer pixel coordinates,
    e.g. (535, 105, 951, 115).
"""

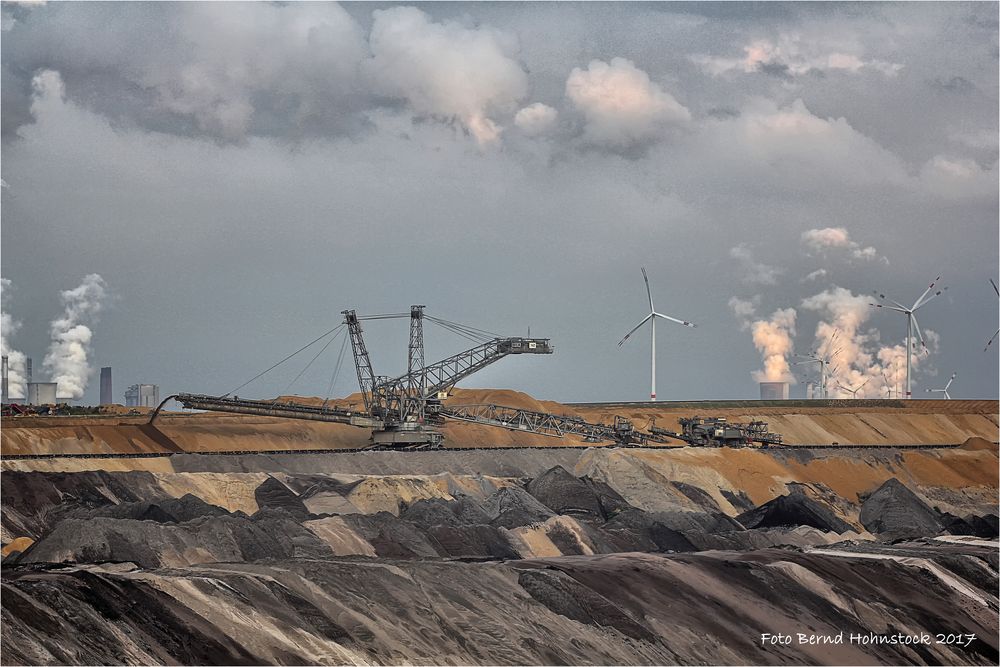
(1, 358, 158, 407)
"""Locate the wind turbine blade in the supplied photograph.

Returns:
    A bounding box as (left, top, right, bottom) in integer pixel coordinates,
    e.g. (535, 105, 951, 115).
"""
(618, 314, 652, 347)
(913, 286, 948, 311)
(641, 267, 654, 313)
(911, 315, 926, 351)
(986, 328, 999, 352)
(945, 373, 955, 390)
(872, 291, 908, 311)
(991, 278, 999, 296)
(859, 377, 871, 390)
(653, 312, 697, 328)
(870, 303, 907, 313)
(911, 276, 941, 310)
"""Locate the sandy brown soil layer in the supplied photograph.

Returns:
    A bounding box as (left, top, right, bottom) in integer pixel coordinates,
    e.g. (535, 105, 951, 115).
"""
(1, 391, 996, 455)
(3, 544, 997, 666)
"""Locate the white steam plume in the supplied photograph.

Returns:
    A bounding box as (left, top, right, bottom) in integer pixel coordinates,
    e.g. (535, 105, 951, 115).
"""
(1, 278, 27, 398)
(802, 286, 935, 397)
(728, 295, 759, 331)
(750, 308, 797, 383)
(42, 274, 108, 399)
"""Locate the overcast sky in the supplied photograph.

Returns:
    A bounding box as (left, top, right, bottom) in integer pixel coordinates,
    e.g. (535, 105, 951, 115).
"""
(1, 1, 997, 405)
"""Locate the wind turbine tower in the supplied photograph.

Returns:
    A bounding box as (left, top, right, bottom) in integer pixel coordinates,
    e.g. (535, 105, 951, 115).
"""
(618, 267, 697, 401)
(793, 329, 842, 399)
(837, 378, 871, 399)
(871, 275, 947, 399)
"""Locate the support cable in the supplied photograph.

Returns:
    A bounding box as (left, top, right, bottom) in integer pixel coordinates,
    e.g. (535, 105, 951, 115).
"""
(277, 328, 344, 400)
(426, 318, 485, 344)
(220, 324, 344, 398)
(425, 315, 501, 340)
(321, 334, 350, 411)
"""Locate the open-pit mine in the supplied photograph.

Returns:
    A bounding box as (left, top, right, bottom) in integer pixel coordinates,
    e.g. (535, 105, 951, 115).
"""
(1, 391, 998, 666)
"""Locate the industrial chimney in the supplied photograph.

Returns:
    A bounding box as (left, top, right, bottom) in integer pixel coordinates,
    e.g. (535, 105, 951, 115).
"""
(100, 367, 112, 405)
(2, 355, 8, 403)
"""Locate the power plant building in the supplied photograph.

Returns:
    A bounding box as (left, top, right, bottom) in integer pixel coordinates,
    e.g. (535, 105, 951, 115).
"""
(27, 382, 58, 405)
(125, 384, 159, 408)
(759, 381, 790, 400)
(100, 367, 113, 405)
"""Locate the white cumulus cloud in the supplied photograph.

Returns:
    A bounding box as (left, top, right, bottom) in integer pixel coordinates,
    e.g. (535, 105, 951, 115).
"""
(565, 57, 689, 149)
(514, 103, 558, 136)
(368, 7, 528, 145)
(801, 226, 886, 263)
(691, 36, 903, 79)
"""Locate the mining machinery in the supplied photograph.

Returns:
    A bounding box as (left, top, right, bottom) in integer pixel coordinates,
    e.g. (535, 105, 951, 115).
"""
(649, 416, 783, 448)
(172, 305, 779, 449)
(175, 305, 614, 448)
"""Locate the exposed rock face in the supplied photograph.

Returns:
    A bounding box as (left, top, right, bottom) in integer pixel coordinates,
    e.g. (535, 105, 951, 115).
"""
(860, 478, 946, 540)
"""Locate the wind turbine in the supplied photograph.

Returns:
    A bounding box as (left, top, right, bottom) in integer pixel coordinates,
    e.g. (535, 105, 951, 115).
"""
(618, 267, 696, 401)
(837, 377, 871, 399)
(926, 372, 956, 399)
(793, 329, 843, 399)
(881, 371, 895, 399)
(986, 279, 999, 352)
(871, 275, 947, 399)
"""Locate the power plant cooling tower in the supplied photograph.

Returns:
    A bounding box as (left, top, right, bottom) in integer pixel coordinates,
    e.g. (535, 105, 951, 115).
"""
(759, 382, 789, 400)
(27, 382, 58, 405)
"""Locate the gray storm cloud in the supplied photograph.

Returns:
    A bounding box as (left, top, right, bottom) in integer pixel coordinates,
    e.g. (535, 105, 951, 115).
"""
(42, 274, 107, 400)
(0, 2, 995, 402)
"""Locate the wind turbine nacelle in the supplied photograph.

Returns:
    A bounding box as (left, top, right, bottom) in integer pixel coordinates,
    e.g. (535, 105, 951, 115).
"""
(498, 338, 554, 354)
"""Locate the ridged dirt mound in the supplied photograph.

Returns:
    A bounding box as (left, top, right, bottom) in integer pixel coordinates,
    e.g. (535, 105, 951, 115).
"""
(9, 466, 995, 569)
(737, 490, 855, 533)
(860, 478, 947, 540)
